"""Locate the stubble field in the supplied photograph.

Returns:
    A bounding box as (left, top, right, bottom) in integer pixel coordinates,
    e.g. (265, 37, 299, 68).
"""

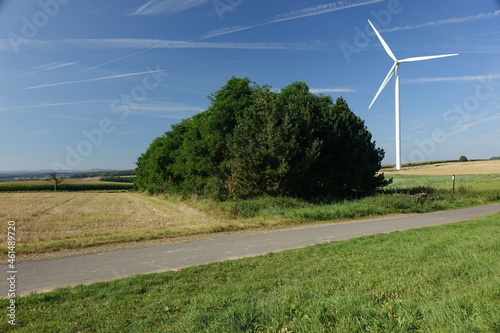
(2, 160, 499, 258)
(0, 192, 231, 257)
(382, 159, 500, 175)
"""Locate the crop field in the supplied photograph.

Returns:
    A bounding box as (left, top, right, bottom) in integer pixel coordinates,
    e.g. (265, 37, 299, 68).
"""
(4, 213, 499, 332)
(0, 177, 102, 185)
(1, 161, 499, 257)
(1, 175, 135, 185)
(0, 176, 134, 192)
(382, 159, 500, 175)
(0, 192, 228, 256)
(1, 163, 499, 331)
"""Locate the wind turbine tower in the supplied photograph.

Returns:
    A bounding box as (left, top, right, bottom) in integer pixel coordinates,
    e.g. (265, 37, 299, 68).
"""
(367, 20, 458, 170)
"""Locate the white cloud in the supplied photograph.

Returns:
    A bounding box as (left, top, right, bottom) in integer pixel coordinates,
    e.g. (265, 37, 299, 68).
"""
(203, 0, 383, 39)
(0, 38, 305, 52)
(11, 62, 78, 79)
(272, 0, 382, 22)
(200, 60, 241, 67)
(80, 49, 155, 73)
(130, 0, 210, 15)
(130, 102, 205, 113)
(0, 100, 110, 112)
(62, 38, 304, 51)
(403, 73, 500, 84)
(0, 39, 47, 52)
(310, 88, 357, 94)
(445, 113, 500, 137)
(128, 101, 204, 119)
(20, 69, 166, 91)
(382, 10, 500, 33)
(407, 122, 427, 132)
(482, 128, 500, 137)
(34, 62, 78, 71)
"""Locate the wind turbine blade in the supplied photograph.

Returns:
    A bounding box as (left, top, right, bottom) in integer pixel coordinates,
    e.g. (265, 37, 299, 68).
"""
(399, 54, 459, 63)
(368, 20, 397, 62)
(369, 63, 397, 109)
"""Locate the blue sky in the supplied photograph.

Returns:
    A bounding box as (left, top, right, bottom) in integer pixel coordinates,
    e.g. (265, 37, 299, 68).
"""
(0, 0, 499, 171)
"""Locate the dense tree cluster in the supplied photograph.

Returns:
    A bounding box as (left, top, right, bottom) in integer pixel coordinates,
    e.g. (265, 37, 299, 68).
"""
(135, 77, 390, 199)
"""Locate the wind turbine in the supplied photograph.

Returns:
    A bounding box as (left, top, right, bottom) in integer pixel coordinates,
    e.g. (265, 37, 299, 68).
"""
(367, 20, 458, 170)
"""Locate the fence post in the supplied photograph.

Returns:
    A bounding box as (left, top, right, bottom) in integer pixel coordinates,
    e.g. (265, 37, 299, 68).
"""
(451, 175, 456, 199)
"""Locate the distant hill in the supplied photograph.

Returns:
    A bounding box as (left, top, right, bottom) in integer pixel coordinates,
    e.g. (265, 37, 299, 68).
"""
(0, 168, 119, 174)
(0, 169, 135, 181)
(490, 156, 500, 160)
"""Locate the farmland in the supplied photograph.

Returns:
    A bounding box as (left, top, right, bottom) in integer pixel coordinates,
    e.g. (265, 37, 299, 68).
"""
(3, 212, 499, 332)
(0, 192, 225, 256)
(1, 161, 499, 258)
(0, 175, 134, 192)
(382, 159, 500, 175)
(0, 177, 102, 185)
(1, 160, 499, 331)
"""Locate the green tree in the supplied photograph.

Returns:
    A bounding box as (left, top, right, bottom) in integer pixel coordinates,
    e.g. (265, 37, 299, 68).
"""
(175, 77, 257, 198)
(135, 119, 189, 194)
(49, 172, 64, 191)
(228, 83, 389, 198)
(315, 97, 388, 196)
(135, 77, 390, 199)
(135, 77, 258, 198)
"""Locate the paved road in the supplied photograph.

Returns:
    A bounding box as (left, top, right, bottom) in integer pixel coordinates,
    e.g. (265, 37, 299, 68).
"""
(3, 204, 500, 296)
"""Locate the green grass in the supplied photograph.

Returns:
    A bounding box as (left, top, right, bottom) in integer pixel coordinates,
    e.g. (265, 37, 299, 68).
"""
(204, 174, 500, 220)
(4, 213, 499, 332)
(1, 174, 497, 257)
(386, 174, 500, 190)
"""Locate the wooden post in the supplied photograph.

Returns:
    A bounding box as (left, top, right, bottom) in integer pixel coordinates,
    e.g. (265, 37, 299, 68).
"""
(451, 175, 456, 199)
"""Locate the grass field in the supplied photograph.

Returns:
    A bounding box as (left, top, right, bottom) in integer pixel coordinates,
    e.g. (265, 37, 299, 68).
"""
(1, 165, 499, 257)
(3, 213, 499, 332)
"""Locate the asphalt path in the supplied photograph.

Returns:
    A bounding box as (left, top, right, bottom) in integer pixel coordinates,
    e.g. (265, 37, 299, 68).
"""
(3, 203, 499, 297)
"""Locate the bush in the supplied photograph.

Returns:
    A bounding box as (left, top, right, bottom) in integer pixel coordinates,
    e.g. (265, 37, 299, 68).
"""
(459, 155, 468, 162)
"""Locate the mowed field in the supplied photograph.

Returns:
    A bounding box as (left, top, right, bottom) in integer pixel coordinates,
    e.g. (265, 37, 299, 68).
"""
(2, 160, 499, 258)
(0, 192, 229, 256)
(382, 159, 500, 175)
(7, 214, 499, 332)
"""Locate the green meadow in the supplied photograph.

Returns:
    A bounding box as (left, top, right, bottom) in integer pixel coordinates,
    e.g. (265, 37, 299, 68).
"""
(206, 174, 500, 220)
(3, 213, 499, 332)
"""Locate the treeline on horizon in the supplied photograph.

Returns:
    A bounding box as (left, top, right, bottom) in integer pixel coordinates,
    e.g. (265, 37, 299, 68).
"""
(0, 183, 133, 192)
(0, 170, 135, 181)
(135, 77, 391, 200)
(99, 176, 135, 183)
